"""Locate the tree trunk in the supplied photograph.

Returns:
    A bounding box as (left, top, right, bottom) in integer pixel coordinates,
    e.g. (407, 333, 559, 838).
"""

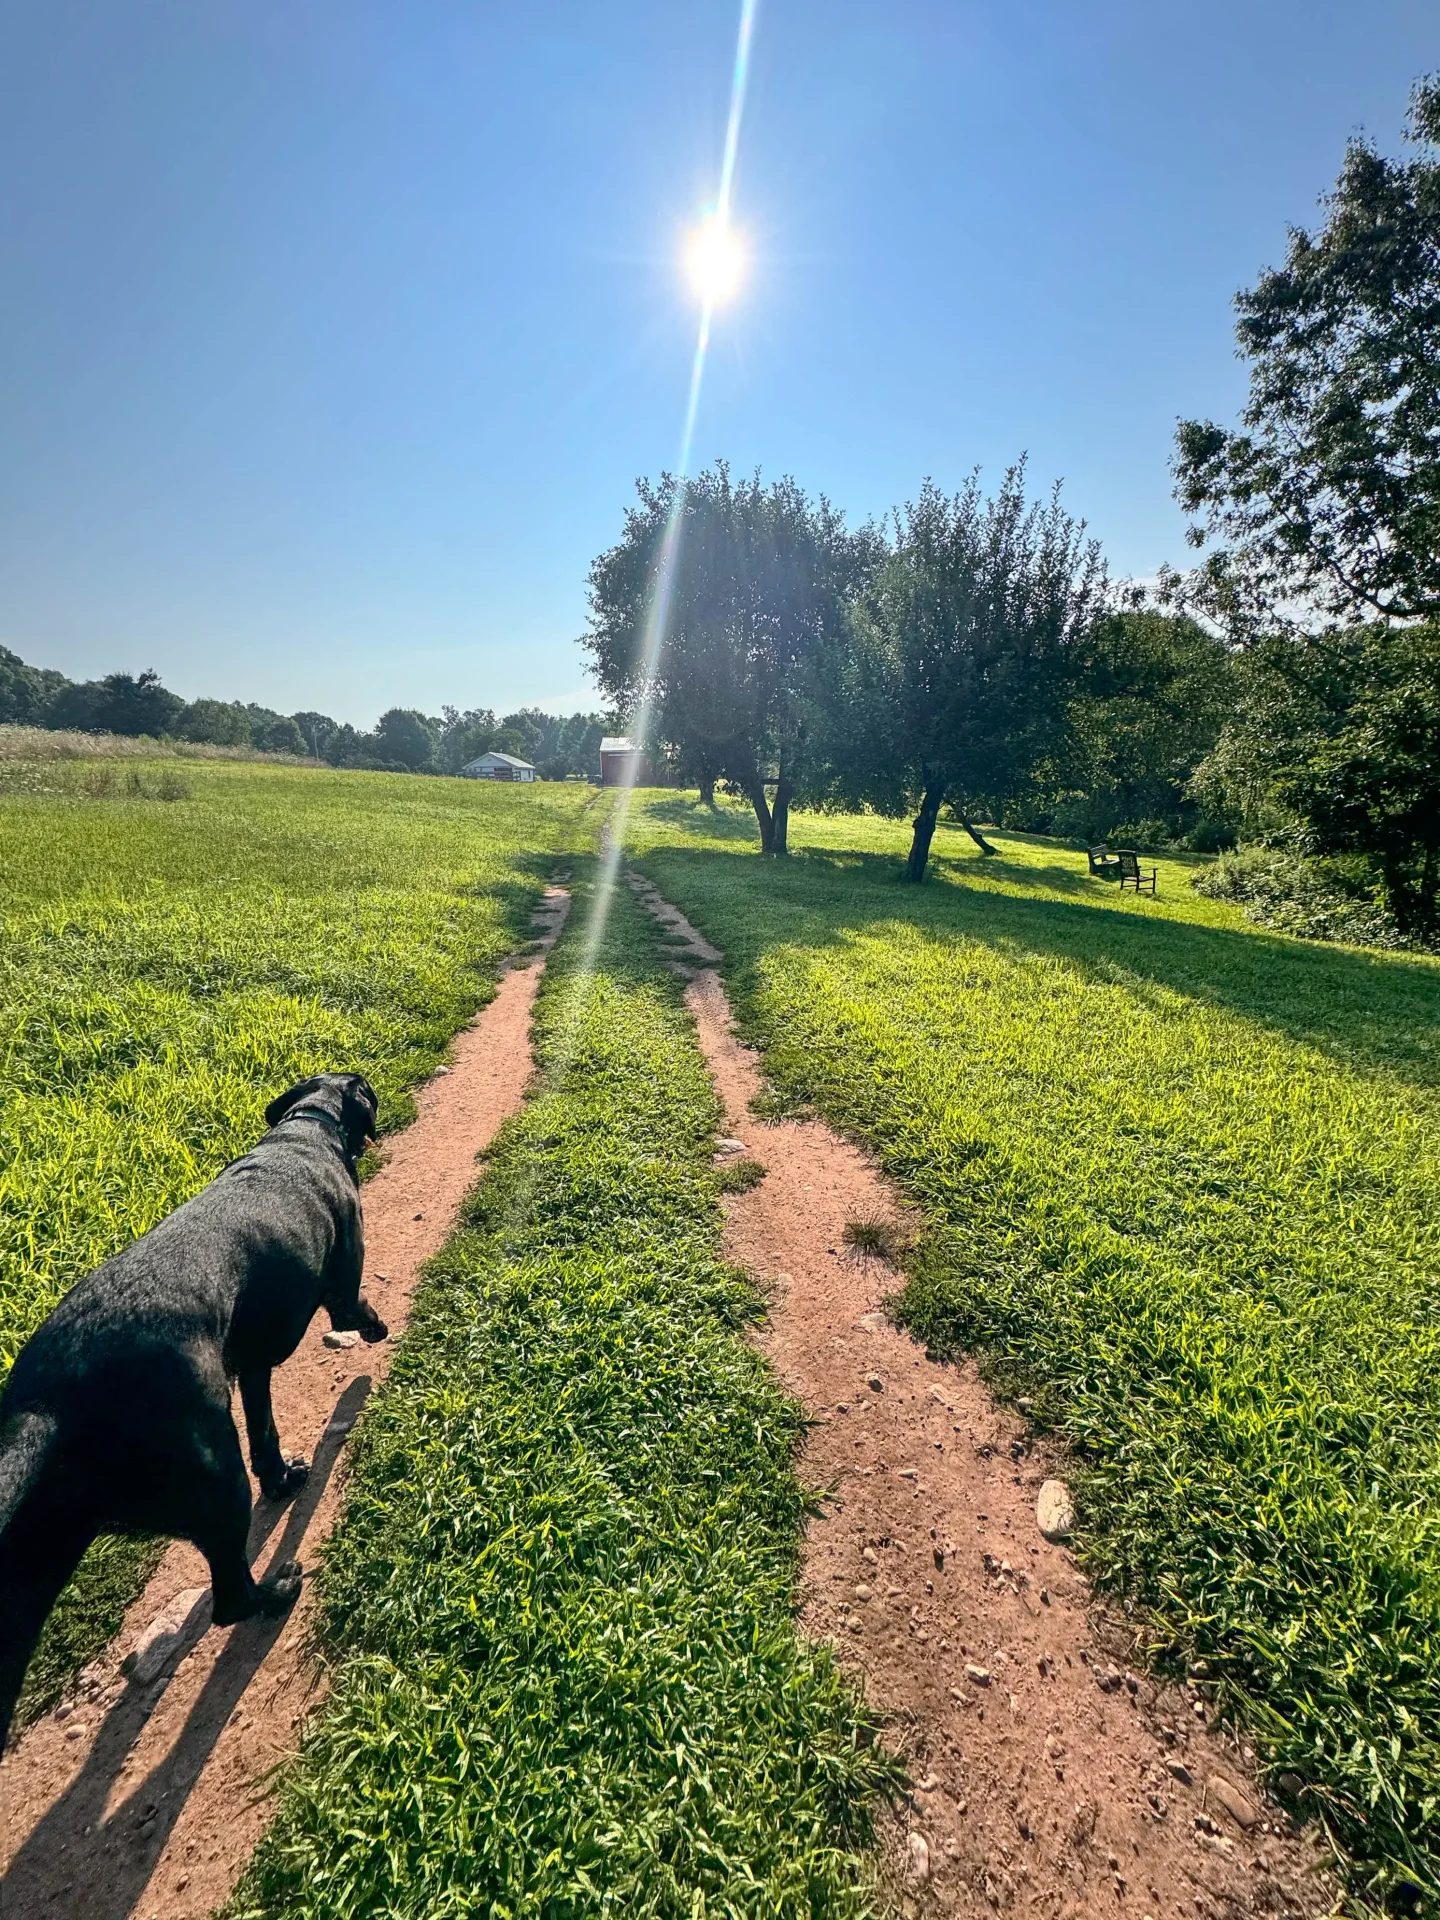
(747, 782, 775, 854)
(699, 776, 716, 807)
(905, 783, 947, 883)
(960, 817, 998, 856)
(770, 777, 793, 856)
(1418, 837, 1439, 935)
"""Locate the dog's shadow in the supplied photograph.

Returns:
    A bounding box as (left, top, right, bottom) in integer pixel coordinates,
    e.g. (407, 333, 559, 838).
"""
(1, 1376, 371, 1918)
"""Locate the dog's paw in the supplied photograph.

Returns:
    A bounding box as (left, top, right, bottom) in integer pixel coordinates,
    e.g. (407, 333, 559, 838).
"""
(254, 1560, 303, 1616)
(260, 1458, 310, 1503)
(361, 1318, 389, 1344)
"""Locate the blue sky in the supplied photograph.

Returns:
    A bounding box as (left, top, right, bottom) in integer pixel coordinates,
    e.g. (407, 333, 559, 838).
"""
(1, 1, 1434, 724)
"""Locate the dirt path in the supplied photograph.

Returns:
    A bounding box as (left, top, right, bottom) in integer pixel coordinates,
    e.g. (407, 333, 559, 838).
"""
(628, 874, 1336, 1920)
(0, 884, 570, 1920)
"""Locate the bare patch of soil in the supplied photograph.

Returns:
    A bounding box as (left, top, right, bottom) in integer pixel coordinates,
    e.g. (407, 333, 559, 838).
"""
(628, 875, 1335, 1920)
(0, 887, 570, 1920)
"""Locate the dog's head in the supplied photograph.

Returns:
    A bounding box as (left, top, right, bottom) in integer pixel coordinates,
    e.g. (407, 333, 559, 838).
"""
(265, 1072, 379, 1162)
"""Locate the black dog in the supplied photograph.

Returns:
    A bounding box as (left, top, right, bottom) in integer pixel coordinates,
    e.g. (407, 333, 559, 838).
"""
(0, 1072, 388, 1748)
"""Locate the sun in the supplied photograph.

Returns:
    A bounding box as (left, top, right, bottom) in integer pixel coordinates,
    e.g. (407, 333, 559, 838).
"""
(684, 213, 746, 306)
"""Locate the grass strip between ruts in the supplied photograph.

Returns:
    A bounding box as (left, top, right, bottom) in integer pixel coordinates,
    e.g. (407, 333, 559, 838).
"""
(231, 869, 895, 1920)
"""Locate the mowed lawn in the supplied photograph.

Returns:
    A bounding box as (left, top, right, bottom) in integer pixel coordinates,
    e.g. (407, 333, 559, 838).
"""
(632, 796, 1440, 1902)
(0, 753, 594, 1713)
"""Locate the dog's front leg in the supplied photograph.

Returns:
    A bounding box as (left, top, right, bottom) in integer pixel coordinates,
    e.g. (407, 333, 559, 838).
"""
(239, 1369, 309, 1502)
(322, 1202, 388, 1344)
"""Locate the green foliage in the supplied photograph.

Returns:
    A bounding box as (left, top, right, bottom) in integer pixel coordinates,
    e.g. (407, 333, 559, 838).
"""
(178, 696, 253, 746)
(629, 797, 1440, 1905)
(1042, 609, 1238, 846)
(1195, 623, 1440, 934)
(817, 465, 1106, 882)
(0, 645, 69, 727)
(1192, 845, 1426, 953)
(585, 464, 878, 852)
(374, 706, 439, 770)
(231, 876, 894, 1920)
(0, 756, 592, 1717)
(47, 668, 185, 738)
(1176, 76, 1440, 630)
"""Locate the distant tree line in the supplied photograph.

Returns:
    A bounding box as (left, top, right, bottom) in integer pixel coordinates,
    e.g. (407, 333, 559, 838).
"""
(587, 75, 1440, 936)
(0, 648, 606, 781)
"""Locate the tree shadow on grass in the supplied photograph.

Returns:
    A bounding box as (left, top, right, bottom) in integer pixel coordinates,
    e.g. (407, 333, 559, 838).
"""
(645, 844, 1440, 1092)
(639, 795, 761, 843)
(0, 1377, 371, 1920)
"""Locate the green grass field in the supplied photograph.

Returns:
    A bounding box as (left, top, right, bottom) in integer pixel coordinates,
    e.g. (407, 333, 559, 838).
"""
(630, 797, 1440, 1905)
(232, 868, 894, 1920)
(0, 755, 594, 1717)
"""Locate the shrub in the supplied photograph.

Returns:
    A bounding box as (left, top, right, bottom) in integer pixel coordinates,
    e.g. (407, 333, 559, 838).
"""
(1191, 845, 1432, 951)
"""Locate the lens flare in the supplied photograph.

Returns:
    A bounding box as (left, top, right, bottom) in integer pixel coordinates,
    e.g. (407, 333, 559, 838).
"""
(684, 215, 746, 306)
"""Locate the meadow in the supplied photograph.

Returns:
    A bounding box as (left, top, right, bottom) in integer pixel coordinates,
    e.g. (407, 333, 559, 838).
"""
(630, 798, 1440, 1904)
(0, 753, 594, 1715)
(233, 870, 894, 1919)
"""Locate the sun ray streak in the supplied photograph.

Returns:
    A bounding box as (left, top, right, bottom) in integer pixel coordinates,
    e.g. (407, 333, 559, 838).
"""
(569, 0, 760, 984)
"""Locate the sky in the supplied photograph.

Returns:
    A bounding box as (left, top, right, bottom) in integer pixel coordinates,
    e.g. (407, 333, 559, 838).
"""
(1, 1, 1435, 725)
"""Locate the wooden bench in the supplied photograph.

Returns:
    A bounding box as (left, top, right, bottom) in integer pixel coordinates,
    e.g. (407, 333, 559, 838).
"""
(1087, 846, 1122, 880)
(1116, 849, 1158, 894)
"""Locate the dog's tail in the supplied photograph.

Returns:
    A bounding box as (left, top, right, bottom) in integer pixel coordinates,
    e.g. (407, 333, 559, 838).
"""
(0, 1408, 62, 1751)
(0, 1408, 57, 1543)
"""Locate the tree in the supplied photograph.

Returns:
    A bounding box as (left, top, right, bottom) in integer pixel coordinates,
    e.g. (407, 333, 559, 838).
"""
(1175, 77, 1440, 633)
(48, 670, 184, 737)
(585, 465, 874, 852)
(291, 711, 342, 761)
(1052, 609, 1238, 842)
(178, 698, 252, 746)
(0, 646, 70, 726)
(1194, 623, 1440, 935)
(433, 707, 497, 774)
(819, 466, 1107, 882)
(250, 712, 306, 755)
(373, 708, 437, 770)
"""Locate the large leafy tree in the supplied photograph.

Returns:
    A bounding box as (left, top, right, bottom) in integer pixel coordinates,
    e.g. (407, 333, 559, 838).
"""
(0, 646, 70, 726)
(373, 707, 438, 770)
(1175, 77, 1440, 632)
(1054, 609, 1237, 841)
(1195, 624, 1440, 935)
(584, 465, 875, 852)
(819, 466, 1106, 882)
(48, 669, 185, 738)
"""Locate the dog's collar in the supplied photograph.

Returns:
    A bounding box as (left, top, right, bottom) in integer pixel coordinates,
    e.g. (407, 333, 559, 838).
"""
(280, 1107, 351, 1146)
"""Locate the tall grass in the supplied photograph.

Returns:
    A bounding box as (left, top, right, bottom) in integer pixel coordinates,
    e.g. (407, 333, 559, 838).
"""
(0, 756, 593, 1717)
(232, 871, 895, 1919)
(631, 796, 1440, 1906)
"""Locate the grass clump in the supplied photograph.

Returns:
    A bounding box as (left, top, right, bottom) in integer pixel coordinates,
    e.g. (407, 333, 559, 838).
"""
(232, 874, 894, 1919)
(0, 756, 593, 1718)
(629, 797, 1440, 1906)
(841, 1218, 908, 1265)
(716, 1154, 768, 1192)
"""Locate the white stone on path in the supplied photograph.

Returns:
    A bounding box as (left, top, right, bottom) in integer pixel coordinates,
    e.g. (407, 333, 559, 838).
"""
(123, 1587, 212, 1685)
(1036, 1478, 1075, 1541)
(323, 1329, 361, 1349)
(906, 1832, 931, 1883)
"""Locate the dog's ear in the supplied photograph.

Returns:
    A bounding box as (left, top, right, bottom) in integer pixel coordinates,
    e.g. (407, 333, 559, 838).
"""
(265, 1077, 326, 1128)
(341, 1074, 379, 1141)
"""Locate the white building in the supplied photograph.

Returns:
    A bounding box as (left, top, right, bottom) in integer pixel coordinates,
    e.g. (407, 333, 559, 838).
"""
(459, 750, 537, 782)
